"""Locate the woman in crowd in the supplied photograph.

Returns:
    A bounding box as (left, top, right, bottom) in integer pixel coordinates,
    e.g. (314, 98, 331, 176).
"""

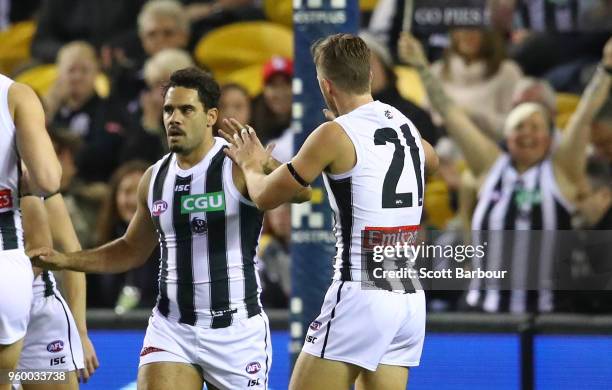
(399, 33, 612, 313)
(430, 28, 523, 140)
(215, 83, 252, 136)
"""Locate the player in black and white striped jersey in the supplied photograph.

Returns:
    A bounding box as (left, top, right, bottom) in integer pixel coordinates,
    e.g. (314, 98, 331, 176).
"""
(31, 67, 311, 390)
(0, 73, 61, 390)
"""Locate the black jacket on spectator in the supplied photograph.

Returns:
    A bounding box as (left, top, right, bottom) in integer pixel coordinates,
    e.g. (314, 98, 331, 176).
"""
(7, 0, 41, 23)
(120, 102, 166, 165)
(51, 95, 127, 182)
(31, 0, 146, 63)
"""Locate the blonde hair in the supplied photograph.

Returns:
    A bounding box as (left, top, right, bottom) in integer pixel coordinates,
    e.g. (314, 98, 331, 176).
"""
(503, 102, 551, 138)
(138, 0, 189, 34)
(144, 48, 194, 85)
(57, 41, 98, 67)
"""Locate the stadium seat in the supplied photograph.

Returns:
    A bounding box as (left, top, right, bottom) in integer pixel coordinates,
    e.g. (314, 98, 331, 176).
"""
(221, 64, 267, 97)
(0, 21, 36, 75)
(263, 0, 292, 28)
(15, 65, 110, 98)
(194, 21, 293, 96)
(360, 0, 379, 12)
(555, 92, 580, 130)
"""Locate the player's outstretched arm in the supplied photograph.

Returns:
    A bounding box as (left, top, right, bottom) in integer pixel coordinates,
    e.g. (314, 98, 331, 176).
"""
(398, 32, 500, 179)
(225, 120, 340, 210)
(31, 167, 158, 273)
(11, 82, 62, 195)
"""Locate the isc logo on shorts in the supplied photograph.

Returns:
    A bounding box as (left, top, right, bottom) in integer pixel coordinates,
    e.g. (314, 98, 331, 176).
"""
(47, 340, 64, 353)
(50, 356, 66, 366)
(245, 362, 261, 374)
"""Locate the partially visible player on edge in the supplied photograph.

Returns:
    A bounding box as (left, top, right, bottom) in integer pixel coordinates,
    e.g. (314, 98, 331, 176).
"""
(221, 33, 438, 390)
(18, 175, 98, 389)
(0, 73, 62, 390)
(31, 67, 311, 390)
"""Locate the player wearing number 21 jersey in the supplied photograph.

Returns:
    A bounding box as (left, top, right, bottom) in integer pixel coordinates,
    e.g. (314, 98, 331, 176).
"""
(223, 33, 438, 390)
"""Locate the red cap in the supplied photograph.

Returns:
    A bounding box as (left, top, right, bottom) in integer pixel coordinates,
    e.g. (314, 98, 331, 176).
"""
(263, 56, 293, 84)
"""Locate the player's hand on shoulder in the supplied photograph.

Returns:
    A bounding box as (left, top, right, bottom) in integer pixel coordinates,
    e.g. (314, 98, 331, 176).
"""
(28, 246, 68, 270)
(221, 118, 270, 172)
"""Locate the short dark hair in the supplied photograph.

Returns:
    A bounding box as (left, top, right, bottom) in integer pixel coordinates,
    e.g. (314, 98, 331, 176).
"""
(163, 67, 220, 110)
(311, 33, 371, 94)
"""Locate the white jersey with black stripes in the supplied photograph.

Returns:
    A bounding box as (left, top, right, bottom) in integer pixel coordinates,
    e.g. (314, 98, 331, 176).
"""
(323, 100, 426, 283)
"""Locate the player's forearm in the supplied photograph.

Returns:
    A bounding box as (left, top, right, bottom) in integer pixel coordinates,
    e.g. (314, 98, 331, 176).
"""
(21, 195, 53, 251)
(44, 194, 81, 251)
(64, 238, 147, 274)
(242, 167, 277, 210)
(264, 158, 312, 203)
(61, 270, 87, 333)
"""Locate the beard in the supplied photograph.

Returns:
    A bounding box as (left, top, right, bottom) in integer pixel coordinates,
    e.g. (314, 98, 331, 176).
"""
(169, 144, 186, 153)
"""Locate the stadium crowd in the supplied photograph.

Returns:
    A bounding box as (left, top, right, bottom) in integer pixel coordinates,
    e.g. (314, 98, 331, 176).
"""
(0, 0, 610, 314)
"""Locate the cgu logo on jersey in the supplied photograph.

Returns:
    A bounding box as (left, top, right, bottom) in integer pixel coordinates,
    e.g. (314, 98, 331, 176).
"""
(152, 200, 168, 216)
(47, 340, 64, 353)
(181, 192, 225, 214)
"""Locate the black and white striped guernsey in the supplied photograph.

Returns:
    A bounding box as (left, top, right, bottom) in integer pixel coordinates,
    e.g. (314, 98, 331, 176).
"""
(467, 154, 574, 313)
(148, 138, 264, 328)
(0, 73, 24, 252)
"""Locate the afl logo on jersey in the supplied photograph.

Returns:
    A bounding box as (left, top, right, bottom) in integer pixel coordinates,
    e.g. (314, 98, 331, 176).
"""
(152, 200, 168, 216)
(0, 189, 12, 209)
(309, 321, 322, 331)
(191, 217, 207, 234)
(47, 340, 64, 353)
(246, 362, 261, 374)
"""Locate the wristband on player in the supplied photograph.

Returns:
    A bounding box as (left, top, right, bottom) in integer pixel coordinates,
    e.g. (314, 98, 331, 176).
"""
(286, 162, 310, 187)
(43, 190, 61, 200)
(20, 192, 39, 198)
